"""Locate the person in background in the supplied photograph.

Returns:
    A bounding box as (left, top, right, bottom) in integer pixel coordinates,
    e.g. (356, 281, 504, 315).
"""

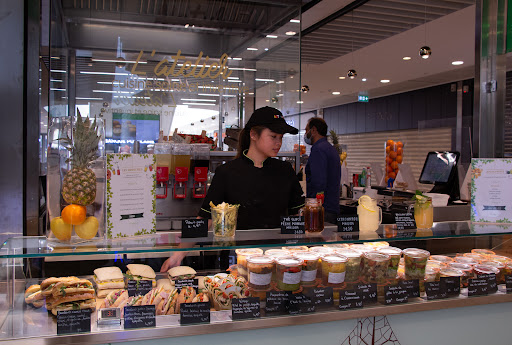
(304, 117, 341, 224)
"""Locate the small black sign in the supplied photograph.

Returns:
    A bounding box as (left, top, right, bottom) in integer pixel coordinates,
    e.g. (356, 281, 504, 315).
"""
(306, 287, 334, 308)
(232, 297, 261, 320)
(468, 278, 488, 296)
(265, 291, 289, 313)
(506, 275, 512, 294)
(394, 213, 416, 230)
(181, 219, 208, 238)
(355, 283, 378, 305)
(288, 293, 315, 315)
(424, 281, 447, 300)
(341, 233, 359, 241)
(398, 279, 420, 298)
(440, 276, 461, 296)
(57, 309, 91, 334)
(180, 302, 211, 325)
(280, 216, 305, 234)
(384, 285, 408, 305)
(127, 279, 153, 297)
(123, 305, 156, 329)
(174, 279, 199, 291)
(337, 215, 359, 233)
(339, 290, 363, 310)
(478, 274, 497, 294)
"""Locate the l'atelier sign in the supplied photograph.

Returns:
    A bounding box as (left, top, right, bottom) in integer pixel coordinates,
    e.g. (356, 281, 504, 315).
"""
(131, 50, 234, 80)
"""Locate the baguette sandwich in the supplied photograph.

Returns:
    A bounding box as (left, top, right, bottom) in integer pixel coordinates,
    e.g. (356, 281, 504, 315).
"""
(156, 278, 174, 290)
(94, 267, 125, 290)
(40, 276, 80, 297)
(24, 285, 44, 308)
(141, 287, 166, 306)
(103, 289, 128, 308)
(156, 289, 178, 315)
(48, 292, 96, 316)
(167, 266, 196, 281)
(118, 295, 144, 316)
(126, 264, 156, 287)
(175, 286, 196, 313)
(51, 279, 95, 298)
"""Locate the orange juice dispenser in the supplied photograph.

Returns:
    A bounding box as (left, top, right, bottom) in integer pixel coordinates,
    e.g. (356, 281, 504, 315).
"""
(154, 142, 172, 199)
(171, 143, 191, 199)
(191, 144, 210, 198)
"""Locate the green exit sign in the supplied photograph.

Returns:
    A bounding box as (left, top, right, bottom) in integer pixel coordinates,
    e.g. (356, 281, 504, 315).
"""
(358, 95, 369, 102)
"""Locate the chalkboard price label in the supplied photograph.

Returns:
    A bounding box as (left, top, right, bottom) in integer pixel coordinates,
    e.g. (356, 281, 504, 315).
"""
(506, 275, 512, 294)
(287, 293, 315, 315)
(339, 290, 363, 310)
(174, 279, 199, 291)
(127, 279, 153, 297)
(180, 302, 211, 325)
(306, 287, 334, 308)
(394, 213, 416, 230)
(124, 305, 156, 329)
(265, 291, 289, 314)
(384, 285, 408, 305)
(478, 274, 497, 294)
(468, 278, 488, 296)
(280, 216, 305, 234)
(355, 283, 378, 305)
(181, 219, 208, 238)
(440, 276, 461, 296)
(424, 281, 447, 300)
(57, 309, 91, 334)
(399, 279, 420, 298)
(337, 215, 359, 233)
(232, 297, 261, 320)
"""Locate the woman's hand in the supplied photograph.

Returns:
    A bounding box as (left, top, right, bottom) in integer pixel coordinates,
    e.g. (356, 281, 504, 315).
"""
(160, 252, 187, 272)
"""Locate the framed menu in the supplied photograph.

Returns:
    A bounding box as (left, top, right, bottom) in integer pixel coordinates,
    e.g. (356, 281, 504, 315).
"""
(471, 159, 512, 224)
(106, 154, 156, 238)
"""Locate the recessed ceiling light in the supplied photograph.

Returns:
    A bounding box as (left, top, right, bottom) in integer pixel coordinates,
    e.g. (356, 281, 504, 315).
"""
(264, 48, 269, 51)
(248, 92, 254, 95)
(266, 99, 269, 102)
(452, 61, 464, 65)
(362, 78, 367, 82)
(266, 35, 278, 38)
(247, 47, 258, 51)
(338, 76, 346, 80)
(285, 31, 296, 36)
(332, 91, 340, 95)
(233, 57, 242, 60)
(297, 100, 304, 104)
(290, 19, 300, 23)
(403, 56, 412, 60)
(380, 79, 390, 83)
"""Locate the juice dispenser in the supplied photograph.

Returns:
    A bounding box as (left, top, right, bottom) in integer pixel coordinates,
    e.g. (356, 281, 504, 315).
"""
(154, 142, 172, 199)
(191, 144, 210, 198)
(171, 143, 191, 199)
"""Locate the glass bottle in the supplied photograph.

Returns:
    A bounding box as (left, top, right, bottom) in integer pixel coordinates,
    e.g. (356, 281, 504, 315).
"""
(303, 198, 324, 232)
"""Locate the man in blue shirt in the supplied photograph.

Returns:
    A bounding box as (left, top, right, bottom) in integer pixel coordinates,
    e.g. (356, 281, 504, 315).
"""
(304, 117, 341, 224)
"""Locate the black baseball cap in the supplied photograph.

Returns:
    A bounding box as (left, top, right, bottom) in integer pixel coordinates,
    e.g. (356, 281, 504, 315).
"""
(245, 106, 299, 135)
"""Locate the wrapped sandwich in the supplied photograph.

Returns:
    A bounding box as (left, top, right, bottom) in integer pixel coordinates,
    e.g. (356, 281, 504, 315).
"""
(102, 289, 128, 308)
(118, 295, 143, 316)
(51, 279, 95, 298)
(94, 267, 124, 297)
(126, 264, 156, 287)
(192, 292, 209, 303)
(24, 285, 44, 308)
(175, 286, 196, 313)
(47, 292, 96, 316)
(40, 276, 79, 297)
(167, 266, 196, 281)
(156, 289, 178, 315)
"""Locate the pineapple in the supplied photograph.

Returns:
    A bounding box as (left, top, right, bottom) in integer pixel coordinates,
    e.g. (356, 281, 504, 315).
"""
(60, 112, 100, 206)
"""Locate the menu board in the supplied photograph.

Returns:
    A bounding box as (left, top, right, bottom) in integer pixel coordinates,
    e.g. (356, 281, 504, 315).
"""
(471, 159, 512, 223)
(106, 154, 156, 238)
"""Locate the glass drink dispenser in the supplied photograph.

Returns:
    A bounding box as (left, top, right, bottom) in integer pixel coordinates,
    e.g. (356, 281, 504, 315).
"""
(191, 144, 210, 198)
(172, 143, 191, 199)
(154, 142, 172, 199)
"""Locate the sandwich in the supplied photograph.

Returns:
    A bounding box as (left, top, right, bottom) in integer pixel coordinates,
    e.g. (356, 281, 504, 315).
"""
(175, 286, 196, 313)
(126, 264, 156, 287)
(24, 285, 44, 308)
(118, 295, 143, 316)
(40, 277, 79, 297)
(94, 267, 125, 290)
(141, 287, 166, 306)
(49, 293, 96, 316)
(51, 279, 95, 298)
(167, 266, 196, 281)
(192, 292, 209, 303)
(96, 288, 122, 299)
(156, 278, 174, 291)
(156, 289, 178, 315)
(102, 289, 128, 308)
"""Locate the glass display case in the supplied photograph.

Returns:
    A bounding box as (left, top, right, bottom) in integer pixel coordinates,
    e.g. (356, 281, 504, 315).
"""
(2, 221, 512, 344)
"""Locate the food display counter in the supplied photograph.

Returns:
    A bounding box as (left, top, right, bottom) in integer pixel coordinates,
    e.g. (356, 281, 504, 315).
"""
(2, 221, 512, 345)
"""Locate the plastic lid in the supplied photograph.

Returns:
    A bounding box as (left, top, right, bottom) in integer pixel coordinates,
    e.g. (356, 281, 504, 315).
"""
(350, 244, 371, 253)
(283, 246, 309, 252)
(474, 264, 500, 275)
(448, 262, 472, 271)
(295, 252, 320, 261)
(334, 249, 361, 258)
(440, 267, 464, 277)
(363, 251, 390, 262)
(378, 247, 402, 256)
(426, 260, 443, 269)
(471, 249, 495, 256)
(321, 254, 348, 263)
(480, 260, 505, 269)
(454, 256, 478, 265)
(324, 244, 350, 249)
(309, 246, 334, 254)
(276, 256, 302, 266)
(264, 249, 289, 258)
(364, 241, 390, 248)
(489, 255, 512, 264)
(247, 255, 274, 264)
(236, 248, 263, 255)
(403, 248, 430, 258)
(430, 255, 454, 263)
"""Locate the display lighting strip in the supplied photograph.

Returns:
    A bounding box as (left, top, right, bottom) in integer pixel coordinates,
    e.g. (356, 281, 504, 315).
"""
(93, 90, 132, 93)
(180, 98, 216, 102)
(80, 71, 131, 76)
(50, 70, 66, 73)
(182, 102, 217, 106)
(91, 59, 148, 64)
(50, 79, 62, 83)
(229, 67, 257, 71)
(255, 78, 275, 82)
(50, 88, 66, 91)
(76, 97, 104, 100)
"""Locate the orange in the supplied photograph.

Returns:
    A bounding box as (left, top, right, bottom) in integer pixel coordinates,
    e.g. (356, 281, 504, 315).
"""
(386, 165, 393, 173)
(396, 155, 403, 164)
(397, 147, 403, 155)
(389, 151, 397, 159)
(61, 204, 87, 225)
(386, 140, 394, 147)
(391, 161, 398, 170)
(396, 141, 403, 149)
(385, 146, 391, 154)
(389, 172, 396, 179)
(386, 157, 392, 165)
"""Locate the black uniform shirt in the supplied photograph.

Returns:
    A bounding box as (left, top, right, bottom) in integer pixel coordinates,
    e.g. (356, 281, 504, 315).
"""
(198, 151, 305, 229)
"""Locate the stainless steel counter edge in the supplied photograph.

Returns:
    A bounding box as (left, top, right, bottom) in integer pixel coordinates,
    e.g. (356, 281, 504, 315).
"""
(4, 293, 512, 345)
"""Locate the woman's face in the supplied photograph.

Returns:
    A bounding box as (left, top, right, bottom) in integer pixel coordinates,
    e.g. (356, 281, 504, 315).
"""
(251, 128, 283, 158)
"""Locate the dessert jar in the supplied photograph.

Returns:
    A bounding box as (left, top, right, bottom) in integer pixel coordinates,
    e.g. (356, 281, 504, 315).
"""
(320, 254, 348, 287)
(361, 251, 390, 284)
(295, 252, 320, 287)
(246, 255, 275, 290)
(378, 247, 402, 280)
(403, 248, 430, 280)
(275, 256, 303, 291)
(235, 248, 263, 279)
(480, 260, 506, 283)
(429, 255, 454, 265)
(334, 249, 362, 283)
(448, 262, 473, 287)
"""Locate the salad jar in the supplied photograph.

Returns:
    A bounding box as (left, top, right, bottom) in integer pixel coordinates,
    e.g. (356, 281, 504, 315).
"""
(334, 249, 362, 283)
(320, 254, 348, 287)
(454, 256, 479, 266)
(471, 249, 495, 258)
(236, 248, 263, 279)
(295, 252, 320, 287)
(361, 251, 390, 284)
(247, 255, 274, 290)
(480, 260, 505, 283)
(430, 255, 454, 265)
(211, 202, 239, 237)
(275, 256, 303, 291)
(378, 247, 402, 280)
(448, 262, 473, 287)
(403, 248, 430, 280)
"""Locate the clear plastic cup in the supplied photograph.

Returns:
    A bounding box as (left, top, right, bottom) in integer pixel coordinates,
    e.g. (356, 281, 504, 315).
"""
(309, 246, 335, 256)
(471, 249, 495, 258)
(403, 248, 430, 280)
(430, 255, 454, 264)
(480, 260, 505, 283)
(448, 262, 473, 287)
(211, 203, 239, 237)
(473, 264, 500, 277)
(235, 248, 263, 279)
(247, 255, 274, 290)
(489, 255, 512, 265)
(454, 256, 478, 266)
(378, 247, 402, 280)
(364, 241, 390, 249)
(334, 249, 362, 282)
(463, 253, 485, 262)
(427, 260, 444, 270)
(275, 256, 303, 291)
(320, 254, 348, 287)
(324, 243, 350, 249)
(350, 244, 371, 254)
(264, 249, 289, 258)
(295, 252, 320, 286)
(282, 246, 309, 252)
(361, 251, 390, 284)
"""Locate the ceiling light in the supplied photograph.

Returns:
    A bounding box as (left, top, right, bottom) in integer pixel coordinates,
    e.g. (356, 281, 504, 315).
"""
(229, 67, 256, 71)
(290, 19, 300, 23)
(228, 80, 242, 83)
(266, 100, 269, 102)
(51, 70, 66, 73)
(51, 56, 60, 60)
(197, 93, 220, 97)
(81, 71, 130, 76)
(297, 100, 304, 104)
(93, 90, 132, 94)
(266, 35, 278, 38)
(76, 97, 103, 100)
(380, 79, 390, 83)
(247, 47, 258, 51)
(285, 31, 296, 36)
(233, 57, 242, 61)
(184, 24, 190, 28)
(248, 92, 254, 95)
(255, 78, 275, 82)
(182, 102, 216, 106)
(50, 88, 66, 91)
(332, 91, 340, 95)
(91, 59, 147, 64)
(50, 79, 62, 83)
(180, 99, 216, 102)
(403, 56, 412, 60)
(362, 78, 367, 82)
(264, 48, 269, 51)
(276, 81, 285, 84)
(452, 61, 464, 65)
(338, 76, 346, 80)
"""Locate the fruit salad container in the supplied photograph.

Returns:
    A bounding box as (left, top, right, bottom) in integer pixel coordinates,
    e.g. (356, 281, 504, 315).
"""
(361, 251, 390, 283)
(275, 256, 303, 291)
(320, 254, 348, 288)
(47, 116, 105, 244)
(403, 248, 430, 280)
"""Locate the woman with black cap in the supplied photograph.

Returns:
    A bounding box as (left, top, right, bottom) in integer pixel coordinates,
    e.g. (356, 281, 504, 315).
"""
(160, 106, 305, 271)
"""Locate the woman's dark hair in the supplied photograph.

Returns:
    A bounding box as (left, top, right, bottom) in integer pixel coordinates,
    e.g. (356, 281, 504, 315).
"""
(308, 117, 328, 136)
(236, 126, 265, 158)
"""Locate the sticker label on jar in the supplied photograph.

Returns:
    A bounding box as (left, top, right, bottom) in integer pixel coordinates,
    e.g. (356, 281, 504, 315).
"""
(328, 272, 346, 284)
(301, 269, 317, 282)
(249, 272, 272, 286)
(283, 272, 301, 285)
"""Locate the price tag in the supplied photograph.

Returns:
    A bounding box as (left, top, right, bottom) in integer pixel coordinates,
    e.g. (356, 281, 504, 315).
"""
(265, 291, 289, 314)
(478, 273, 497, 294)
(287, 293, 315, 315)
(424, 281, 447, 300)
(506, 275, 512, 293)
(181, 219, 208, 238)
(306, 287, 334, 308)
(468, 278, 488, 296)
(280, 216, 305, 234)
(180, 302, 211, 325)
(57, 309, 91, 334)
(398, 279, 420, 298)
(384, 285, 408, 305)
(123, 305, 156, 329)
(232, 297, 261, 320)
(127, 280, 153, 297)
(355, 283, 378, 305)
(174, 279, 199, 291)
(394, 213, 416, 230)
(339, 289, 363, 310)
(337, 215, 359, 232)
(341, 233, 358, 241)
(440, 276, 461, 296)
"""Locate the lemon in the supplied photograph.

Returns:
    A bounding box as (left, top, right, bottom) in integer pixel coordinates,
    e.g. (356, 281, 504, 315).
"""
(50, 217, 73, 241)
(358, 195, 376, 212)
(74, 216, 99, 239)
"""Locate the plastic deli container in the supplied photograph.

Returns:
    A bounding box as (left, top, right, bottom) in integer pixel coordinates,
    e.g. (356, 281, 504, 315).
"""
(462, 253, 485, 262)
(489, 255, 512, 265)
(403, 248, 430, 280)
(364, 241, 390, 249)
(275, 256, 303, 291)
(361, 251, 390, 284)
(295, 252, 320, 286)
(448, 262, 473, 287)
(427, 260, 444, 270)
(378, 247, 402, 280)
(309, 246, 335, 256)
(264, 249, 289, 258)
(454, 256, 479, 266)
(320, 254, 348, 287)
(283, 246, 309, 253)
(350, 244, 371, 254)
(247, 255, 274, 290)
(471, 249, 496, 258)
(473, 264, 500, 278)
(323, 243, 350, 249)
(236, 248, 263, 279)
(480, 260, 506, 283)
(424, 266, 440, 282)
(440, 267, 464, 279)
(334, 249, 362, 282)
(430, 255, 454, 264)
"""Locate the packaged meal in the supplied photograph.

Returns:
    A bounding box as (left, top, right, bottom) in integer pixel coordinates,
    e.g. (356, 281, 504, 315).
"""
(403, 248, 429, 280)
(361, 251, 390, 284)
(320, 254, 348, 287)
(295, 252, 320, 286)
(275, 256, 303, 291)
(334, 249, 362, 282)
(235, 248, 263, 279)
(246, 255, 274, 290)
(378, 247, 402, 280)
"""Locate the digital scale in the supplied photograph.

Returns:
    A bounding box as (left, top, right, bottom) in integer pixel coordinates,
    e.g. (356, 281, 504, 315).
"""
(97, 308, 121, 325)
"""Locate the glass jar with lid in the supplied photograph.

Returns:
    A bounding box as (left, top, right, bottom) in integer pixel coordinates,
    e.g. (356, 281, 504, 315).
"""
(302, 198, 324, 232)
